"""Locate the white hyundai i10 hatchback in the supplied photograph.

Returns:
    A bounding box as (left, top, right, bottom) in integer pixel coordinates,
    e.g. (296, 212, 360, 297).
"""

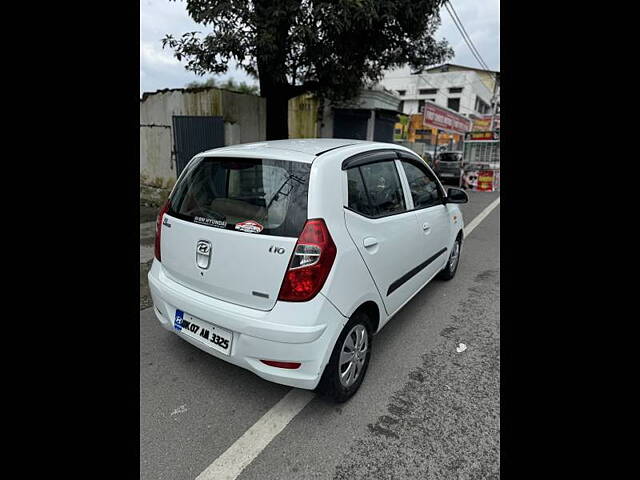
(148, 139, 468, 402)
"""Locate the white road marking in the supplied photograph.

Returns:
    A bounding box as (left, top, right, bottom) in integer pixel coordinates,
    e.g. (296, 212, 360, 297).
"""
(170, 404, 188, 417)
(463, 196, 500, 237)
(193, 195, 500, 480)
(195, 389, 315, 480)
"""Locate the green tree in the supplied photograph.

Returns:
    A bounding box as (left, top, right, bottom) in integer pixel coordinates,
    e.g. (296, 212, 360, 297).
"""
(185, 77, 218, 88)
(164, 0, 453, 139)
(186, 76, 260, 95)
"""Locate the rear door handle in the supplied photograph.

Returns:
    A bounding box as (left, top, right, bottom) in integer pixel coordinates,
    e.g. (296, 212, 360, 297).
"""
(363, 237, 378, 248)
(422, 222, 431, 232)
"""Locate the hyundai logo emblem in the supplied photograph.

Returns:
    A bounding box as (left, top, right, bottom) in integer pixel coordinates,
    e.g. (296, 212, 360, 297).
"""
(196, 240, 212, 269)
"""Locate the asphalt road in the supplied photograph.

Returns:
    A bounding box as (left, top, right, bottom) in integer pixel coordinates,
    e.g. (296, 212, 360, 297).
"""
(140, 189, 500, 480)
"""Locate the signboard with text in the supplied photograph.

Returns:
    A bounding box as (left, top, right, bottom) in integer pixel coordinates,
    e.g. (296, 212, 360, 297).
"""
(461, 168, 500, 192)
(465, 131, 499, 141)
(422, 102, 471, 134)
(472, 114, 500, 131)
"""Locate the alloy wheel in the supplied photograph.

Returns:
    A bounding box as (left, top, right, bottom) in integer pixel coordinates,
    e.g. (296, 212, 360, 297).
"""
(449, 240, 460, 272)
(339, 324, 368, 388)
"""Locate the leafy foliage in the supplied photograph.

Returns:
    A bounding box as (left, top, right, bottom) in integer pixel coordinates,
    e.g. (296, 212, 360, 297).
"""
(163, 0, 453, 138)
(164, 0, 452, 101)
(185, 76, 260, 95)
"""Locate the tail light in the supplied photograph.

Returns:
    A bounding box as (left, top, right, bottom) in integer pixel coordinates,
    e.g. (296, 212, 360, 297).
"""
(277, 219, 337, 302)
(154, 199, 171, 262)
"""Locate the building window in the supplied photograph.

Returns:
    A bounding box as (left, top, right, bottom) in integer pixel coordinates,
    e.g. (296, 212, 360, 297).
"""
(419, 88, 438, 95)
(447, 98, 460, 112)
(475, 96, 490, 114)
(449, 87, 463, 93)
(397, 90, 406, 96)
(398, 100, 404, 112)
(418, 99, 425, 113)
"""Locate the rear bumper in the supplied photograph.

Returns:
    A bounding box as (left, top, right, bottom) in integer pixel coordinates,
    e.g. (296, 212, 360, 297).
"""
(147, 260, 347, 389)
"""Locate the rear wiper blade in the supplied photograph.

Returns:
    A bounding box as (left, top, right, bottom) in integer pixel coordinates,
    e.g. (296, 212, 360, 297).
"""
(266, 174, 306, 209)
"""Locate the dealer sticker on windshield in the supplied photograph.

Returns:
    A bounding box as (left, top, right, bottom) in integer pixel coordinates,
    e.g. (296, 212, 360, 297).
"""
(194, 216, 227, 229)
(235, 220, 264, 234)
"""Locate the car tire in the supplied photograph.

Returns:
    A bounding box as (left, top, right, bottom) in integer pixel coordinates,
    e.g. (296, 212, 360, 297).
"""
(316, 312, 373, 403)
(439, 236, 462, 281)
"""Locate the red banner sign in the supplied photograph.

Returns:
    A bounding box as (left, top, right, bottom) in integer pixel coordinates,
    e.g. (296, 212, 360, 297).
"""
(477, 170, 495, 191)
(423, 102, 472, 134)
(462, 168, 500, 192)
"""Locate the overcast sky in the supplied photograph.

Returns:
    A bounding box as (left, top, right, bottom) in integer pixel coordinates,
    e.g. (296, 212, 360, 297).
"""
(140, 0, 499, 96)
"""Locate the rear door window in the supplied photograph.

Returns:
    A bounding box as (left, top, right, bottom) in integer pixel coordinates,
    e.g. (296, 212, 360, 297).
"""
(168, 157, 311, 237)
(347, 168, 378, 217)
(346, 160, 406, 217)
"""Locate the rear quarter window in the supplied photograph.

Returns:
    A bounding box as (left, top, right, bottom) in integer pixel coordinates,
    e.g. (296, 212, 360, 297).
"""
(168, 157, 311, 238)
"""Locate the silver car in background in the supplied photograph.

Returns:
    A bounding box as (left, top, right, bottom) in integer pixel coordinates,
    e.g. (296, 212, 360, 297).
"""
(433, 151, 463, 185)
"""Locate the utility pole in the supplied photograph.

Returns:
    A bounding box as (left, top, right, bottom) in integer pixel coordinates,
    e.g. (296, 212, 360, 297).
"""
(489, 74, 499, 131)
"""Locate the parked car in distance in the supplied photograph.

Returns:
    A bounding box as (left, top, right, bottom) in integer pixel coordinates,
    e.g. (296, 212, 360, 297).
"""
(434, 151, 464, 185)
(148, 139, 468, 402)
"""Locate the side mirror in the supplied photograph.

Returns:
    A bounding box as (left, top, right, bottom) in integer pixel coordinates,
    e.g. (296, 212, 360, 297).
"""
(446, 187, 468, 204)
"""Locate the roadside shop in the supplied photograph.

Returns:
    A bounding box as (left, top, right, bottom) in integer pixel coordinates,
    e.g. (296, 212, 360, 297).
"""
(461, 130, 500, 191)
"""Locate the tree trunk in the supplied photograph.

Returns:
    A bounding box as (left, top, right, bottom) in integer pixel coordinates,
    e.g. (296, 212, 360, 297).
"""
(263, 87, 290, 140)
(254, 0, 295, 140)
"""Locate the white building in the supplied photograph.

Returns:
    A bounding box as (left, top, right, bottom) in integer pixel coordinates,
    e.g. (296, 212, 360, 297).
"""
(379, 63, 499, 119)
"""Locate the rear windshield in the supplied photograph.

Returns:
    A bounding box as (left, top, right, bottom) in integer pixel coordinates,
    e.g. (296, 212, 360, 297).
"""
(438, 153, 462, 162)
(168, 157, 311, 238)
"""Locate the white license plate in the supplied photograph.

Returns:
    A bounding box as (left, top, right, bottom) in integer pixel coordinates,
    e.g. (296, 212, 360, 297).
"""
(173, 310, 232, 355)
(440, 173, 455, 177)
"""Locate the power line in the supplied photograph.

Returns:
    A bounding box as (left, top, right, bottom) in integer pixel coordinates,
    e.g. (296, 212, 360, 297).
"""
(444, 1, 497, 82)
(446, 1, 490, 71)
(444, 0, 491, 72)
(443, 1, 489, 73)
(442, 0, 499, 130)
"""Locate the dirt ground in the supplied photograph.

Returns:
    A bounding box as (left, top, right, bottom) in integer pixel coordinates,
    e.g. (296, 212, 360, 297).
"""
(140, 260, 153, 310)
(140, 204, 159, 224)
(140, 202, 157, 310)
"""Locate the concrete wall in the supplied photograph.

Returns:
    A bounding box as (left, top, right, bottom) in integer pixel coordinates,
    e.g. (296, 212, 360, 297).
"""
(140, 87, 266, 198)
(140, 87, 398, 204)
(318, 102, 334, 138)
(316, 88, 401, 140)
(288, 94, 319, 138)
(426, 64, 498, 93)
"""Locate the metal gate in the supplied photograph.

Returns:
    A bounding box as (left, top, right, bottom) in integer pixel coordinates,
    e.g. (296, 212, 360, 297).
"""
(172, 115, 225, 177)
(373, 111, 397, 142)
(333, 109, 369, 140)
